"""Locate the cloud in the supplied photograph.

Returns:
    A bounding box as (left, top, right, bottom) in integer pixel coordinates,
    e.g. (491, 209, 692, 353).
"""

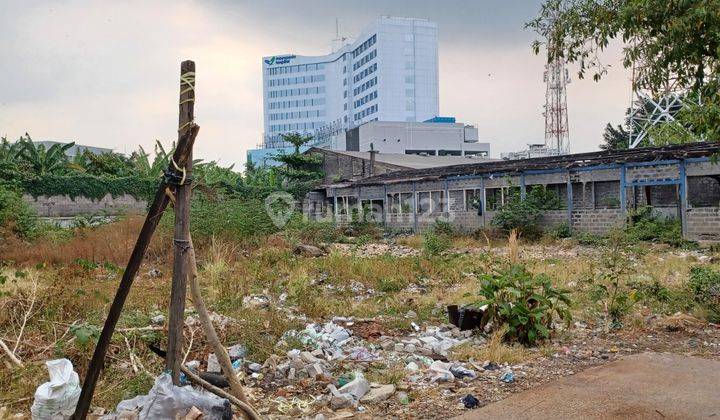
(0, 0, 632, 166)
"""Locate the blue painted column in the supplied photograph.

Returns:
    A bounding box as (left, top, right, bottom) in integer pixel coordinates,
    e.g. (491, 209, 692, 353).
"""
(383, 184, 388, 228)
(679, 160, 688, 239)
(412, 181, 418, 232)
(620, 164, 627, 214)
(520, 172, 526, 200)
(480, 176, 486, 227)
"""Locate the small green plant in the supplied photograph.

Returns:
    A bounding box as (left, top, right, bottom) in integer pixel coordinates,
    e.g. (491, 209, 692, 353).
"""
(583, 230, 638, 328)
(625, 206, 684, 247)
(422, 229, 451, 256)
(550, 222, 572, 239)
(377, 278, 406, 293)
(688, 266, 720, 322)
(70, 323, 101, 349)
(491, 185, 561, 238)
(475, 264, 571, 345)
(75, 258, 98, 271)
(432, 219, 454, 236)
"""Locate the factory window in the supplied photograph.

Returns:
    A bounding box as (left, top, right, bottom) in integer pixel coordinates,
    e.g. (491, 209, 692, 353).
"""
(417, 190, 445, 213)
(448, 190, 465, 212)
(485, 186, 520, 211)
(336, 196, 357, 216)
(688, 176, 720, 207)
(387, 192, 414, 214)
(465, 189, 481, 212)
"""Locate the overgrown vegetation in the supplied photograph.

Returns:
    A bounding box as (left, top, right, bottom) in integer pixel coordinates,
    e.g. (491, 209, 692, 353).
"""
(475, 264, 572, 345)
(688, 266, 720, 322)
(491, 185, 562, 238)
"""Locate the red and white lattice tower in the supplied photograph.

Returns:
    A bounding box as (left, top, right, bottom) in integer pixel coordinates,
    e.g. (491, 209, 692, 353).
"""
(543, 43, 571, 154)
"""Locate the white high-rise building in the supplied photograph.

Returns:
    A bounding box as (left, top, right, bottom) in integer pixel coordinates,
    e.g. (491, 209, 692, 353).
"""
(261, 16, 439, 149)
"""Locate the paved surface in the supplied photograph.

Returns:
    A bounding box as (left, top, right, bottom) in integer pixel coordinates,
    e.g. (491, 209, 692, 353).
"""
(458, 352, 720, 420)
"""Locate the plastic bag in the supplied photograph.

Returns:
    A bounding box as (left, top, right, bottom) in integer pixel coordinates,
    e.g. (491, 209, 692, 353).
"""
(31, 359, 81, 420)
(114, 373, 231, 420)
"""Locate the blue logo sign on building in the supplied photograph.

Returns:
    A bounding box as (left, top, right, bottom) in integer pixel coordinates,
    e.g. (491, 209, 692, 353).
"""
(264, 55, 296, 66)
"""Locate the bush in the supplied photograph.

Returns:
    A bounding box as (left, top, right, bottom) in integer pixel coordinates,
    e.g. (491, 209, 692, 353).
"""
(0, 185, 39, 238)
(688, 266, 720, 321)
(625, 206, 684, 247)
(550, 222, 572, 239)
(282, 215, 343, 245)
(491, 186, 562, 238)
(583, 231, 638, 327)
(475, 264, 571, 345)
(163, 194, 279, 240)
(422, 228, 451, 256)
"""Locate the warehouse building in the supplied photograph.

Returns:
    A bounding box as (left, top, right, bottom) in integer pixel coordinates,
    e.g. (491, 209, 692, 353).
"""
(304, 142, 720, 242)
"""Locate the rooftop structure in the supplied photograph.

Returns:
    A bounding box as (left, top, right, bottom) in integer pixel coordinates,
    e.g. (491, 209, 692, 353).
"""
(261, 16, 439, 149)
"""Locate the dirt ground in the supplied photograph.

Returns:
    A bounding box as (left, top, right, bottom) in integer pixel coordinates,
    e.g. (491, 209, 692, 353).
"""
(456, 352, 720, 420)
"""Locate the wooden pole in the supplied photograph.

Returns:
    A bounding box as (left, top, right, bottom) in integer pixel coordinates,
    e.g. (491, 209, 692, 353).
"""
(72, 61, 199, 419)
(187, 236, 252, 407)
(166, 60, 196, 384)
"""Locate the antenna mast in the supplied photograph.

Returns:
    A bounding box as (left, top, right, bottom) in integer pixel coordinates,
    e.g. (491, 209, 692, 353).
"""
(543, 17, 570, 154)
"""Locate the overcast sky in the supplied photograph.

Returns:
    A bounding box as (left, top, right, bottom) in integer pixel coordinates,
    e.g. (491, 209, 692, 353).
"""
(0, 0, 632, 166)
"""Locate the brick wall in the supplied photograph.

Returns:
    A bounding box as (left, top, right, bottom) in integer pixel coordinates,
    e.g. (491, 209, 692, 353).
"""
(24, 194, 147, 217)
(571, 209, 624, 235)
(686, 208, 720, 241)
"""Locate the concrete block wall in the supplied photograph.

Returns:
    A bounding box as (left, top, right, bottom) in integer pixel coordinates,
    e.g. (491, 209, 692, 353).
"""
(686, 208, 720, 241)
(317, 159, 720, 242)
(23, 193, 147, 218)
(571, 209, 625, 235)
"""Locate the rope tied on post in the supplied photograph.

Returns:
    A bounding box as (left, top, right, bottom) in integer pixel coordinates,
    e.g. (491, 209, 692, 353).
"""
(163, 157, 192, 186)
(178, 71, 196, 132)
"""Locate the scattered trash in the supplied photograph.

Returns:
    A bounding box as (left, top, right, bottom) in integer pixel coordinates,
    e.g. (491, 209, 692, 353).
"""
(447, 305, 483, 331)
(113, 373, 232, 419)
(499, 370, 515, 383)
(227, 344, 247, 360)
(150, 314, 166, 326)
(338, 371, 370, 400)
(31, 359, 81, 420)
(147, 268, 162, 278)
(396, 391, 410, 405)
(450, 364, 477, 379)
(347, 346, 378, 361)
(462, 394, 480, 409)
(361, 384, 396, 403)
(429, 361, 454, 383)
(206, 353, 221, 373)
(482, 361, 501, 371)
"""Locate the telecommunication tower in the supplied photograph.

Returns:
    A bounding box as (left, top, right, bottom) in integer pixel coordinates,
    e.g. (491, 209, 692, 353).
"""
(543, 43, 571, 154)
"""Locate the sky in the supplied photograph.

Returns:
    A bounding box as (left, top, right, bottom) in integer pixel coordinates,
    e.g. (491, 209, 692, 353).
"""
(0, 0, 632, 166)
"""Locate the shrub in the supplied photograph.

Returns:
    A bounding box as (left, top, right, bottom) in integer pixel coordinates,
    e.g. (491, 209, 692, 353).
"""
(625, 206, 684, 247)
(163, 194, 279, 241)
(688, 266, 720, 321)
(475, 264, 571, 345)
(0, 185, 39, 238)
(491, 186, 561, 238)
(550, 222, 572, 239)
(583, 231, 638, 328)
(422, 229, 451, 256)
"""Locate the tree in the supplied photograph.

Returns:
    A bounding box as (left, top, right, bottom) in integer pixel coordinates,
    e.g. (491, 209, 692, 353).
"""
(16, 135, 74, 175)
(601, 123, 629, 151)
(527, 0, 720, 141)
(273, 133, 324, 198)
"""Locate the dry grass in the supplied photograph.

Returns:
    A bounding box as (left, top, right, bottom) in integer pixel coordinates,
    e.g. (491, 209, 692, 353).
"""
(450, 327, 530, 365)
(396, 234, 423, 249)
(0, 216, 172, 266)
(508, 229, 520, 264)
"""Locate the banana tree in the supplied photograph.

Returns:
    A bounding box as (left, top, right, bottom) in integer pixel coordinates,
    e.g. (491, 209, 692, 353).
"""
(17, 136, 74, 175)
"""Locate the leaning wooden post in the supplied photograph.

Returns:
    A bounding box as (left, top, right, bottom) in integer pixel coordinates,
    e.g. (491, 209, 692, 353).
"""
(72, 61, 199, 420)
(166, 60, 196, 384)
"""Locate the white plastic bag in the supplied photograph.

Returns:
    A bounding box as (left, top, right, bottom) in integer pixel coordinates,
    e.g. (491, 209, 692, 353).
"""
(113, 373, 232, 419)
(31, 359, 81, 420)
